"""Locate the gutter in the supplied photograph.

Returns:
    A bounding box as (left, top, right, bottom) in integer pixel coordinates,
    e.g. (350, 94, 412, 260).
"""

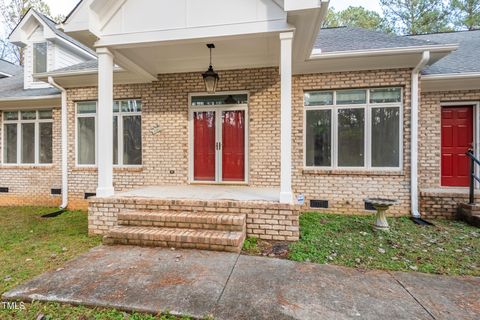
(48, 77, 68, 210)
(309, 44, 457, 60)
(422, 72, 480, 80)
(0, 95, 61, 102)
(411, 51, 430, 218)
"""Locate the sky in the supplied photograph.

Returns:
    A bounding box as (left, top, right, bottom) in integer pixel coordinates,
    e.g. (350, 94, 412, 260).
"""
(45, 0, 384, 17)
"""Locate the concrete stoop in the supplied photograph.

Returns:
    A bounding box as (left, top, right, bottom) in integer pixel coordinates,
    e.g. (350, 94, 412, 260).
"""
(457, 203, 480, 227)
(103, 210, 247, 252)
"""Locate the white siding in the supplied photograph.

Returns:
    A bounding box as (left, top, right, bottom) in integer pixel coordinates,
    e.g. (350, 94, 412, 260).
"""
(53, 43, 88, 70)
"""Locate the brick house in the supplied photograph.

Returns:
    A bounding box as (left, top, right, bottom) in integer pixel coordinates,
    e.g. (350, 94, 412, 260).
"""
(0, 0, 478, 251)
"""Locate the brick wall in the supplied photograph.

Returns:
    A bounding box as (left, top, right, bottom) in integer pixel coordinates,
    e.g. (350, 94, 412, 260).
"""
(67, 68, 281, 209)
(0, 67, 422, 218)
(0, 108, 62, 207)
(292, 69, 413, 216)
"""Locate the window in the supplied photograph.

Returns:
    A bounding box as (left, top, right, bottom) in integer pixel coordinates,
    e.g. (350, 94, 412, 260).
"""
(33, 42, 47, 74)
(3, 110, 53, 165)
(76, 100, 142, 166)
(305, 88, 402, 169)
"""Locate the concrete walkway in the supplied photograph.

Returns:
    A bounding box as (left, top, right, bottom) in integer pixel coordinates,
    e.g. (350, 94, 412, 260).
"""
(3, 246, 479, 320)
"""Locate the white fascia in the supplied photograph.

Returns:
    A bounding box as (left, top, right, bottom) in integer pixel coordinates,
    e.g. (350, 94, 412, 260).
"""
(422, 72, 480, 80)
(0, 95, 61, 102)
(309, 44, 458, 60)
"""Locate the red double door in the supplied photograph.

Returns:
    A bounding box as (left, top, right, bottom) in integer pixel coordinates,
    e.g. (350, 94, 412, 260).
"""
(441, 106, 473, 187)
(193, 109, 246, 182)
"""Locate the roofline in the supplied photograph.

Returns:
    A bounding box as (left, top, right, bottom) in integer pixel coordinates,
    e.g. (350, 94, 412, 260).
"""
(0, 72, 13, 77)
(422, 72, 480, 80)
(0, 94, 61, 102)
(34, 66, 124, 79)
(309, 44, 459, 60)
(407, 29, 480, 37)
(63, 0, 84, 24)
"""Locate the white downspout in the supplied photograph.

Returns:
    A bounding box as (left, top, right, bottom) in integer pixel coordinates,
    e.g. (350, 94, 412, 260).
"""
(411, 51, 430, 218)
(48, 77, 68, 210)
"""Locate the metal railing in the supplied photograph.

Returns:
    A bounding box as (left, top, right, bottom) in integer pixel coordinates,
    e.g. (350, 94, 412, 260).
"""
(466, 149, 480, 204)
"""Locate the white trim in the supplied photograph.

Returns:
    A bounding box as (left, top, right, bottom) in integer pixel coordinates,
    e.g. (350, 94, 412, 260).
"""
(303, 88, 404, 172)
(309, 44, 458, 60)
(0, 95, 61, 103)
(188, 91, 250, 185)
(0, 71, 13, 78)
(422, 72, 480, 80)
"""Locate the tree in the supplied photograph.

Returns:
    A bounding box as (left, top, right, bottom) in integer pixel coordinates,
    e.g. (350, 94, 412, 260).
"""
(0, 0, 55, 65)
(450, 0, 480, 30)
(380, 0, 452, 35)
(323, 6, 391, 32)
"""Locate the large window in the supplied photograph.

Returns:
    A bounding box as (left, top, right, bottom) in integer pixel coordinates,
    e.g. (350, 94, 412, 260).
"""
(3, 110, 53, 165)
(33, 42, 47, 74)
(76, 100, 142, 166)
(305, 88, 402, 170)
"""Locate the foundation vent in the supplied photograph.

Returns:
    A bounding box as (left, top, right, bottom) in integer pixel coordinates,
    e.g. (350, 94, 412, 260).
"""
(0, 187, 8, 193)
(84, 193, 96, 199)
(365, 202, 376, 211)
(310, 200, 328, 209)
(51, 189, 62, 195)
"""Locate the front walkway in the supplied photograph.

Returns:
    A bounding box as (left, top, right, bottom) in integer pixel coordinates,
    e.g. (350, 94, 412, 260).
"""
(3, 246, 479, 320)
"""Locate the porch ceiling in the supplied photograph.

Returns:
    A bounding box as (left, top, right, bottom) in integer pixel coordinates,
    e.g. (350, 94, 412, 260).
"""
(114, 33, 281, 75)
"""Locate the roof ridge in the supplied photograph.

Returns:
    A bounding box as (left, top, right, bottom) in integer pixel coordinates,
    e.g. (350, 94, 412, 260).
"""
(407, 29, 480, 37)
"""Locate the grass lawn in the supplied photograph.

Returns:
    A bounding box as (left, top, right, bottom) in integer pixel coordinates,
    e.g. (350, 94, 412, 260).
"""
(0, 207, 192, 320)
(245, 212, 480, 276)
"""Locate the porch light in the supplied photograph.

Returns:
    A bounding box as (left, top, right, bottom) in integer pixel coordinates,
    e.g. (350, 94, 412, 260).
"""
(202, 44, 219, 94)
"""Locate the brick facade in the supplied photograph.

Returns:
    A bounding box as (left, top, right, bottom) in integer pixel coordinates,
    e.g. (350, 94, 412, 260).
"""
(3, 67, 477, 220)
(66, 68, 281, 209)
(292, 69, 413, 216)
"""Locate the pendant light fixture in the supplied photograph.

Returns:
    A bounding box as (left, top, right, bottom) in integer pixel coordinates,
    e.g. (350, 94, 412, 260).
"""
(202, 43, 219, 94)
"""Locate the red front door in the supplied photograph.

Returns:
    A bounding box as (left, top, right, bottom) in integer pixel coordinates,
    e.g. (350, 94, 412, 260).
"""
(222, 110, 245, 181)
(441, 106, 473, 187)
(193, 109, 246, 182)
(193, 111, 216, 181)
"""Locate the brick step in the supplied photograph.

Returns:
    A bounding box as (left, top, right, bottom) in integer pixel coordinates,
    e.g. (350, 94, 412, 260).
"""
(117, 211, 245, 231)
(104, 226, 245, 253)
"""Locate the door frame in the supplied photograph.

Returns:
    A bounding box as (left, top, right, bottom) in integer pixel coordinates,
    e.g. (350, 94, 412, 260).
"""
(188, 91, 250, 185)
(440, 101, 480, 188)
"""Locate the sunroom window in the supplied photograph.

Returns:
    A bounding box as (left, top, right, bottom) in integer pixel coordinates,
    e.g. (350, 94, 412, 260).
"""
(305, 88, 402, 170)
(3, 110, 53, 165)
(76, 100, 142, 166)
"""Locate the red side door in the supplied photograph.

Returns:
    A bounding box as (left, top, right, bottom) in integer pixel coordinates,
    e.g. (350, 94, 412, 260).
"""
(222, 110, 245, 181)
(441, 106, 473, 187)
(193, 111, 216, 181)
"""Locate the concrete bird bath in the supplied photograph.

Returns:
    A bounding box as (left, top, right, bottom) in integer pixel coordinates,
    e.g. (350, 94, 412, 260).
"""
(364, 198, 398, 231)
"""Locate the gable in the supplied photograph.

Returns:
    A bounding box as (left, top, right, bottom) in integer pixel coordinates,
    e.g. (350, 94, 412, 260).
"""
(97, 0, 286, 36)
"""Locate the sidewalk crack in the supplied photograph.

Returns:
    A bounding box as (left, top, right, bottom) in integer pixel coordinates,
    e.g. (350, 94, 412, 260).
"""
(388, 272, 436, 320)
(215, 252, 241, 307)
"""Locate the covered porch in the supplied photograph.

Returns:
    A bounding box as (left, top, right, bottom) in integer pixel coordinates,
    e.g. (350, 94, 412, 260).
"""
(116, 185, 280, 202)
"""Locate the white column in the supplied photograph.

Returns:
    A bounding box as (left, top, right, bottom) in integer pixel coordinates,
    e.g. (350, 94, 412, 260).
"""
(279, 32, 294, 204)
(96, 47, 114, 197)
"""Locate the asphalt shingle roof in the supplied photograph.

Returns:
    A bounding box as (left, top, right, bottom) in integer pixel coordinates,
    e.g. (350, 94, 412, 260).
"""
(0, 59, 22, 77)
(316, 27, 437, 53)
(410, 30, 480, 75)
(0, 68, 60, 100)
(51, 60, 98, 73)
(34, 10, 96, 57)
